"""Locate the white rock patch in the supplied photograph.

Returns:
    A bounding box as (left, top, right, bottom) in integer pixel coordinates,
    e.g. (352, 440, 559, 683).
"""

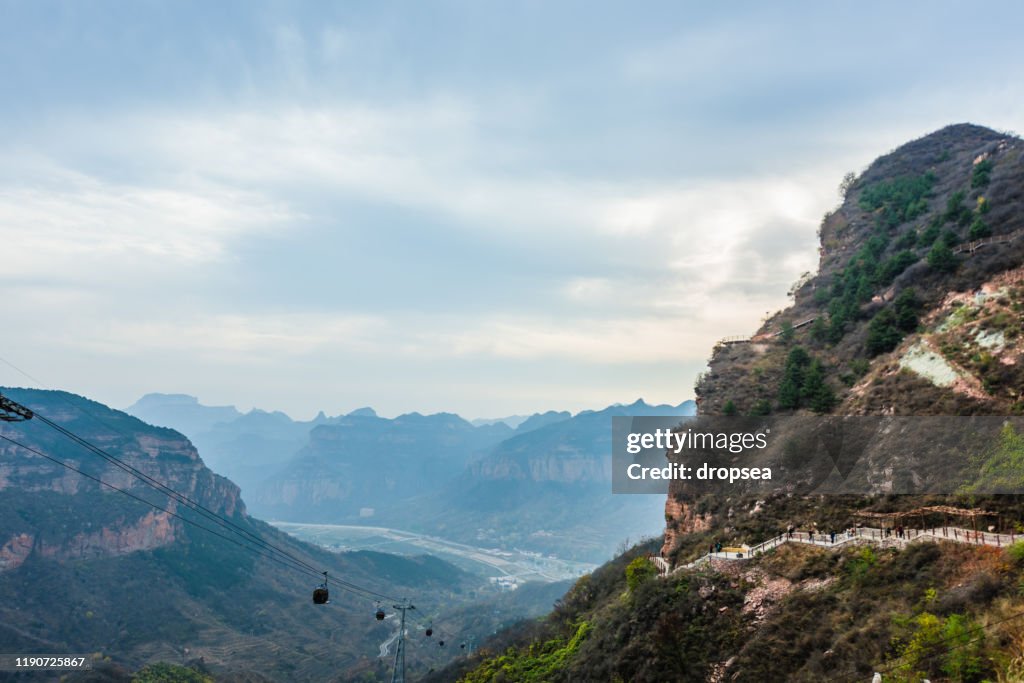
(975, 328, 1006, 351)
(899, 341, 964, 387)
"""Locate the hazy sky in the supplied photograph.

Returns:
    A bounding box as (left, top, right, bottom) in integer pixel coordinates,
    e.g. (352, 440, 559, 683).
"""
(2, 1, 1022, 419)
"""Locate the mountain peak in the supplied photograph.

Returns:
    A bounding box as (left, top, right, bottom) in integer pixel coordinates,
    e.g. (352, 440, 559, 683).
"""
(695, 121, 1024, 416)
(347, 406, 377, 417)
(124, 392, 242, 435)
(858, 123, 1014, 188)
(128, 392, 200, 408)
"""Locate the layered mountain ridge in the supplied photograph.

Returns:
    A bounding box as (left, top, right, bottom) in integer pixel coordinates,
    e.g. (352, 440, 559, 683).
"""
(130, 393, 694, 563)
(260, 399, 694, 562)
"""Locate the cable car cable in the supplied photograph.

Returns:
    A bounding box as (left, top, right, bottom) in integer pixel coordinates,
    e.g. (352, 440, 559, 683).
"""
(0, 423, 401, 604)
(0, 362, 352, 589)
(0, 430, 401, 605)
(0, 360, 409, 603)
(0, 431, 327, 581)
(34, 413, 315, 565)
(0, 368, 467, 627)
(30, 412, 400, 600)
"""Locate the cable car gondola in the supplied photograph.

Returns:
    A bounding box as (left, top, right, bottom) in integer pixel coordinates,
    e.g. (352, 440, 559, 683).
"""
(375, 602, 386, 621)
(313, 572, 329, 605)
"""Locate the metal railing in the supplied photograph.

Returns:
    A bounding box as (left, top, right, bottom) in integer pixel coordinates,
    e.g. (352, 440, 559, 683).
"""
(655, 525, 1022, 576)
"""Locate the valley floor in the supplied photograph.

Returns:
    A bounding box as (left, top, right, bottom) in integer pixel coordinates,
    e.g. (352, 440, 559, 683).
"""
(272, 521, 596, 582)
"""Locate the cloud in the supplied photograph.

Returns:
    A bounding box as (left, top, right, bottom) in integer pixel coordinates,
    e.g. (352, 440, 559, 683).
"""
(2, 100, 834, 298)
(4, 1, 1022, 417)
(417, 314, 725, 366)
(0, 99, 836, 409)
(0, 160, 298, 283)
(94, 313, 386, 363)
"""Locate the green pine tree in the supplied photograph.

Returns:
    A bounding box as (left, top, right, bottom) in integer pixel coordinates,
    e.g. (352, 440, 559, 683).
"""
(927, 241, 957, 273)
(778, 377, 801, 410)
(866, 308, 903, 356)
(801, 360, 837, 413)
(749, 399, 772, 416)
(893, 288, 920, 332)
(810, 316, 828, 344)
(777, 347, 811, 409)
(969, 217, 991, 241)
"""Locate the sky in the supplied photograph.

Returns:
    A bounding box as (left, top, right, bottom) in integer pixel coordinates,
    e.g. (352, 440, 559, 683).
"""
(1, 1, 1023, 420)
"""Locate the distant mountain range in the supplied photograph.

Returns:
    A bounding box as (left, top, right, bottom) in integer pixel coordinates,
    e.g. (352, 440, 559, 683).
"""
(126, 394, 696, 563)
(396, 399, 696, 561)
(126, 394, 329, 497)
(126, 393, 244, 435)
(252, 410, 514, 519)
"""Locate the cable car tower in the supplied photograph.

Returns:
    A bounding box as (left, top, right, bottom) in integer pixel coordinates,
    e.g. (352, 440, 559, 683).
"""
(0, 393, 33, 422)
(390, 600, 415, 683)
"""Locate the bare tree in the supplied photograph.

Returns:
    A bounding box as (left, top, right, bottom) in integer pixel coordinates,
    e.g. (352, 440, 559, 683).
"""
(839, 171, 857, 199)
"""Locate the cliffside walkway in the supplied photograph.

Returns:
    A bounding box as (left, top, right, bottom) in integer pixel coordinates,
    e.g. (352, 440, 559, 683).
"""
(657, 525, 1022, 577)
(718, 317, 818, 346)
(952, 227, 1024, 255)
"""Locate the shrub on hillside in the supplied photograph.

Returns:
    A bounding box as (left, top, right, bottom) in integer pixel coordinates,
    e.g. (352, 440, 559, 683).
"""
(866, 308, 903, 356)
(928, 241, 958, 273)
(972, 158, 993, 188)
(625, 556, 656, 592)
(969, 217, 992, 241)
(1007, 541, 1024, 566)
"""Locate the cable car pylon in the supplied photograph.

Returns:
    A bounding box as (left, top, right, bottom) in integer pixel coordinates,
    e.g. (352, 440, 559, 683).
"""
(0, 392, 33, 422)
(390, 600, 415, 683)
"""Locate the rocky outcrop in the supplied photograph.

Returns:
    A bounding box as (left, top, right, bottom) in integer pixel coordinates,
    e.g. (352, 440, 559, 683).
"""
(470, 399, 695, 485)
(6, 510, 178, 569)
(664, 124, 1024, 558)
(60, 510, 175, 558)
(661, 497, 714, 557)
(0, 533, 34, 571)
(0, 388, 243, 571)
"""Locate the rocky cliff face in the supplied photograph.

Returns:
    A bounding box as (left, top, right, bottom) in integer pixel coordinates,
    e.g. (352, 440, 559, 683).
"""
(663, 124, 1024, 558)
(0, 388, 244, 571)
(445, 124, 1024, 683)
(469, 399, 695, 484)
(0, 510, 177, 571)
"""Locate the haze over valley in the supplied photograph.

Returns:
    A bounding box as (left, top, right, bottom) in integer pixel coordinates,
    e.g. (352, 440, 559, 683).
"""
(126, 393, 695, 565)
